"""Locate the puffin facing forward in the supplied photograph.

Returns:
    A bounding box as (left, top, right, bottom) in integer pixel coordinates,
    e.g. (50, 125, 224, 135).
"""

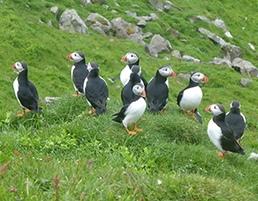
(120, 52, 148, 89)
(83, 62, 108, 115)
(147, 66, 176, 113)
(225, 100, 246, 143)
(206, 103, 245, 157)
(177, 72, 209, 124)
(67, 51, 88, 96)
(12, 61, 42, 116)
(112, 83, 146, 135)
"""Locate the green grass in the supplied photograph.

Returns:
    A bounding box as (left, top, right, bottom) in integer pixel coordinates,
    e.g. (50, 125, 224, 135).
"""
(1, 0, 258, 200)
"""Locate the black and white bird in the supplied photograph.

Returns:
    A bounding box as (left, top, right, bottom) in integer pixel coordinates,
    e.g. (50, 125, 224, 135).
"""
(120, 52, 148, 89)
(177, 72, 209, 124)
(121, 65, 146, 106)
(12, 61, 42, 116)
(67, 51, 88, 97)
(112, 83, 146, 135)
(147, 66, 176, 113)
(206, 103, 245, 157)
(225, 100, 246, 143)
(83, 62, 108, 115)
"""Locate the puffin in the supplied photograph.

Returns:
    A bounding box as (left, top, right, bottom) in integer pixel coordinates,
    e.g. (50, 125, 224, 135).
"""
(147, 66, 176, 113)
(177, 72, 209, 124)
(66, 51, 88, 97)
(120, 52, 148, 89)
(205, 103, 245, 157)
(225, 100, 246, 143)
(83, 62, 108, 115)
(112, 83, 146, 135)
(12, 61, 42, 116)
(121, 65, 146, 106)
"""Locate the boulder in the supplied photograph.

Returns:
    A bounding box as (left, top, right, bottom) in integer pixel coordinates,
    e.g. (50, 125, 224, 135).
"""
(59, 9, 88, 34)
(222, 43, 243, 62)
(232, 58, 258, 77)
(149, 34, 172, 53)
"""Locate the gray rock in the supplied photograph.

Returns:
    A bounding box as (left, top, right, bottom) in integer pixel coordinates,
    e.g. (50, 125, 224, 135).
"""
(164, 1, 182, 11)
(150, 13, 159, 20)
(182, 55, 200, 63)
(171, 50, 181, 60)
(137, 19, 146, 28)
(85, 13, 112, 36)
(240, 78, 253, 87)
(82, 0, 91, 6)
(143, 32, 153, 39)
(149, 0, 164, 11)
(59, 9, 88, 34)
(232, 58, 258, 77)
(50, 6, 58, 18)
(222, 43, 243, 62)
(198, 27, 226, 47)
(145, 44, 158, 58)
(167, 27, 180, 39)
(207, 57, 232, 67)
(150, 34, 172, 53)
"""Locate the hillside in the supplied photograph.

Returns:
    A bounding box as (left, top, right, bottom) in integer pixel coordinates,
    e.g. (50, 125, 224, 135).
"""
(1, 0, 258, 200)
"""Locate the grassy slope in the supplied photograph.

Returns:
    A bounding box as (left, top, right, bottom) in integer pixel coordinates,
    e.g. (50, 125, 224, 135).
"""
(1, 0, 258, 200)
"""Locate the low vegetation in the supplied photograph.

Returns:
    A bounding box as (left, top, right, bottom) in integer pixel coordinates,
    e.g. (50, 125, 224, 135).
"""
(1, 0, 258, 200)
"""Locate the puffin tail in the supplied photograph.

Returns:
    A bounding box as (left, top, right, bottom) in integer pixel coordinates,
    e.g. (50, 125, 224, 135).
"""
(237, 147, 245, 155)
(194, 108, 202, 124)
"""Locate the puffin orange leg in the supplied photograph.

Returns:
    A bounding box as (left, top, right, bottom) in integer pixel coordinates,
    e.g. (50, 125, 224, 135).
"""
(72, 91, 79, 97)
(126, 127, 136, 135)
(25, 109, 32, 113)
(133, 123, 143, 132)
(16, 109, 26, 117)
(86, 107, 96, 114)
(190, 110, 195, 118)
(217, 152, 227, 157)
(183, 111, 189, 117)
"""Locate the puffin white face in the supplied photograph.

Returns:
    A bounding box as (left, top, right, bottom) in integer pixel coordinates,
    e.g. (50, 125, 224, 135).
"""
(190, 72, 208, 83)
(159, 66, 174, 77)
(122, 52, 139, 64)
(12, 62, 27, 73)
(132, 83, 144, 96)
(206, 104, 225, 116)
(67, 52, 84, 63)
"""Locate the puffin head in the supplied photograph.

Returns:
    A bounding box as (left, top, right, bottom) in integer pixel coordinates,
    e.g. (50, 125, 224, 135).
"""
(190, 72, 209, 83)
(87, 61, 99, 72)
(131, 65, 141, 76)
(121, 52, 139, 65)
(205, 104, 225, 116)
(132, 83, 146, 98)
(158, 66, 176, 78)
(230, 100, 241, 109)
(66, 51, 85, 63)
(12, 61, 27, 73)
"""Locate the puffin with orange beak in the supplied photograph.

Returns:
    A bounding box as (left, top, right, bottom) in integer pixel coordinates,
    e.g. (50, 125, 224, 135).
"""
(205, 103, 245, 157)
(66, 51, 88, 97)
(120, 52, 148, 89)
(12, 61, 42, 116)
(112, 83, 146, 135)
(147, 66, 176, 113)
(177, 72, 209, 124)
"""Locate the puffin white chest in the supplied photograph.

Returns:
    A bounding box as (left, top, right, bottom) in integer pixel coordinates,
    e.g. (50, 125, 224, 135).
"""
(120, 66, 131, 86)
(123, 98, 146, 126)
(13, 78, 22, 107)
(180, 86, 202, 110)
(207, 119, 224, 152)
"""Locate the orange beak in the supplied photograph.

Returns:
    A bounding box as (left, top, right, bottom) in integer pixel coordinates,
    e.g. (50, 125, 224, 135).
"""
(142, 90, 146, 98)
(169, 70, 176, 78)
(202, 76, 209, 83)
(66, 54, 72, 60)
(121, 55, 127, 62)
(12, 63, 16, 70)
(205, 105, 212, 113)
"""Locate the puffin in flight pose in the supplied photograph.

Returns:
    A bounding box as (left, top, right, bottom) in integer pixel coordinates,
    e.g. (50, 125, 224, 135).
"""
(206, 103, 245, 157)
(12, 61, 42, 116)
(120, 52, 148, 89)
(112, 83, 146, 135)
(67, 51, 88, 97)
(121, 65, 146, 106)
(177, 72, 209, 124)
(83, 62, 108, 115)
(147, 66, 176, 113)
(225, 100, 246, 143)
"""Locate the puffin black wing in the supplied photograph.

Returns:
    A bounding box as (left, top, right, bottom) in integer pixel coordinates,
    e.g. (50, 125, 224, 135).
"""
(85, 78, 108, 114)
(112, 105, 128, 123)
(177, 89, 184, 106)
(225, 113, 246, 140)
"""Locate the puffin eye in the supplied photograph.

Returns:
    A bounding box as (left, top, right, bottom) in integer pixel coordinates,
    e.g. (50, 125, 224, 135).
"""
(214, 106, 217, 109)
